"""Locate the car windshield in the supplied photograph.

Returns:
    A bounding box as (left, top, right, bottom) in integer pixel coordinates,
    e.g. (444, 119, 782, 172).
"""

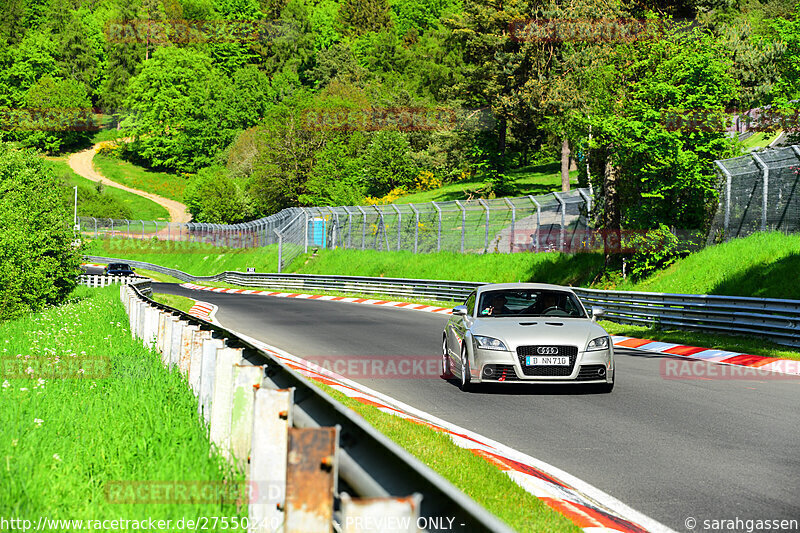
(109, 263, 131, 269)
(477, 289, 586, 318)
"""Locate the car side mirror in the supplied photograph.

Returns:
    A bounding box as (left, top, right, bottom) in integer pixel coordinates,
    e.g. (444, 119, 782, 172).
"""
(591, 306, 605, 321)
(452, 305, 468, 316)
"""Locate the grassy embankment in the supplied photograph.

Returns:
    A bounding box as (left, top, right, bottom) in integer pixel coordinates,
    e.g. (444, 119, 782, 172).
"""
(0, 286, 244, 523)
(45, 159, 169, 221)
(93, 154, 188, 203)
(395, 162, 576, 204)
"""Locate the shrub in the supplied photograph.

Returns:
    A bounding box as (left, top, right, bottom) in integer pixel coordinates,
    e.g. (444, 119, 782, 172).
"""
(0, 144, 82, 320)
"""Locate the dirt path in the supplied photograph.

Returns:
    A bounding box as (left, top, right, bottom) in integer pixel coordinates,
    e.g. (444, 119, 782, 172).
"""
(67, 143, 192, 223)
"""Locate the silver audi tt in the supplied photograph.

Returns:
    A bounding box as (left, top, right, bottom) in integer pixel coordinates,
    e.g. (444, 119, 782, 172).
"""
(442, 283, 614, 392)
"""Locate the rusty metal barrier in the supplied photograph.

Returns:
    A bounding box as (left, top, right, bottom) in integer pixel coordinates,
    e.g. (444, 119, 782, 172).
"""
(120, 280, 513, 533)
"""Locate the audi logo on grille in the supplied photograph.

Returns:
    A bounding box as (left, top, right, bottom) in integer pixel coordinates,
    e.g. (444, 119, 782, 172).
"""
(537, 347, 559, 355)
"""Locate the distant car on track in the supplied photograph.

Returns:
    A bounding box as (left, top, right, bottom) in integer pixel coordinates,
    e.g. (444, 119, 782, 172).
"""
(103, 263, 136, 276)
(442, 283, 614, 392)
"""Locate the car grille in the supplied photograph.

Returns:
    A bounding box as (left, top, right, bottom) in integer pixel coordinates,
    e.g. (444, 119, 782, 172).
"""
(481, 364, 520, 381)
(516, 345, 578, 376)
(576, 364, 606, 381)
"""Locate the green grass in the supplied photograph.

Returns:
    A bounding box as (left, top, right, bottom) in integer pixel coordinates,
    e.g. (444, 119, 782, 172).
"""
(317, 383, 581, 533)
(151, 293, 196, 313)
(0, 286, 244, 524)
(45, 158, 169, 221)
(395, 162, 576, 204)
(741, 130, 783, 150)
(93, 154, 188, 203)
(85, 239, 284, 276)
(293, 248, 602, 285)
(86, 238, 605, 286)
(625, 232, 800, 299)
(601, 321, 800, 361)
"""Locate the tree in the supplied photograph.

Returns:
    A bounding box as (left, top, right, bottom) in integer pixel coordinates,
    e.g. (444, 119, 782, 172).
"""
(580, 27, 739, 264)
(18, 75, 93, 153)
(55, 8, 106, 100)
(0, 143, 81, 321)
(361, 130, 417, 195)
(121, 47, 243, 171)
(339, 0, 393, 35)
(184, 166, 252, 223)
(100, 0, 146, 120)
(247, 103, 328, 214)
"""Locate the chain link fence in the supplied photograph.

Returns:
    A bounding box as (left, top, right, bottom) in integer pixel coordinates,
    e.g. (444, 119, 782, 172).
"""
(710, 145, 800, 241)
(79, 189, 592, 272)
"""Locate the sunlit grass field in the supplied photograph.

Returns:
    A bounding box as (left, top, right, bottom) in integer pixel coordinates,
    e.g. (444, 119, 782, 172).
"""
(44, 159, 169, 221)
(0, 286, 244, 523)
(395, 162, 578, 204)
(93, 155, 188, 203)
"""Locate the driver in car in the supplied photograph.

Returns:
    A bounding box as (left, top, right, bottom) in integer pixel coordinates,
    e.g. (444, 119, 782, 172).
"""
(481, 293, 512, 316)
(538, 292, 563, 314)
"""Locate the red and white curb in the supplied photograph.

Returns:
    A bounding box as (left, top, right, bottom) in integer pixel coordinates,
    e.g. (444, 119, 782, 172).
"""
(230, 331, 673, 533)
(612, 336, 800, 376)
(180, 283, 454, 314)
(187, 300, 219, 324)
(81, 262, 106, 268)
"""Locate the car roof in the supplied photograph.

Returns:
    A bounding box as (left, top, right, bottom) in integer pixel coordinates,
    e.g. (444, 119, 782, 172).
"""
(476, 282, 575, 294)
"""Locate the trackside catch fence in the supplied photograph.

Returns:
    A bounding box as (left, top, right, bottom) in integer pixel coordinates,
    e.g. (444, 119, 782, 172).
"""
(79, 189, 593, 272)
(711, 145, 800, 241)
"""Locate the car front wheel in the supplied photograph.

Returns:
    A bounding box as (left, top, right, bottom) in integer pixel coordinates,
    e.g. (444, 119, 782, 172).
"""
(459, 346, 474, 392)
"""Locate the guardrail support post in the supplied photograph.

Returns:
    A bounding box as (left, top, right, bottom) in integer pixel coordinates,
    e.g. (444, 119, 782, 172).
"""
(189, 330, 211, 396)
(199, 338, 225, 423)
(169, 320, 186, 369)
(249, 388, 294, 533)
(179, 325, 200, 376)
(229, 365, 264, 465)
(285, 427, 339, 533)
(340, 493, 422, 533)
(209, 347, 244, 454)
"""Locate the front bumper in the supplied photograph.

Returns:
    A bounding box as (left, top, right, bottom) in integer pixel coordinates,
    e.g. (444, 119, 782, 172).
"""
(470, 347, 614, 384)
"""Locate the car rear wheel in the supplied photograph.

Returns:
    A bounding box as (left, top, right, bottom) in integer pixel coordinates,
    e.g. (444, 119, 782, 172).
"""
(459, 346, 474, 392)
(441, 335, 453, 379)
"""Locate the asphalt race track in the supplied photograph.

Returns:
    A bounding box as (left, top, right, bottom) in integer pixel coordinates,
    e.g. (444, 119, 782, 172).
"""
(152, 282, 800, 531)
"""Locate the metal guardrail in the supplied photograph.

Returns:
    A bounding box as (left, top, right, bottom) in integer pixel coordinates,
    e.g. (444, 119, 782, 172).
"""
(89, 256, 800, 348)
(79, 273, 152, 295)
(120, 279, 514, 533)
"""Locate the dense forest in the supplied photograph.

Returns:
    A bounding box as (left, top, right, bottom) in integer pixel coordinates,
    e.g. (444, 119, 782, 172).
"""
(1, 0, 798, 235)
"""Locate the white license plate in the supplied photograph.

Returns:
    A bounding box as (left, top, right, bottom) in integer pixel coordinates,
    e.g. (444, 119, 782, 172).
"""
(525, 356, 570, 366)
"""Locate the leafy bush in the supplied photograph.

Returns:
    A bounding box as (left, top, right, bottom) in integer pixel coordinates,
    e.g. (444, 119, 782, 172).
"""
(0, 144, 81, 321)
(625, 225, 692, 281)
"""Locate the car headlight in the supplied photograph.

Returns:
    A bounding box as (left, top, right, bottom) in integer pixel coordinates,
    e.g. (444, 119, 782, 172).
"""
(586, 336, 610, 351)
(474, 335, 509, 351)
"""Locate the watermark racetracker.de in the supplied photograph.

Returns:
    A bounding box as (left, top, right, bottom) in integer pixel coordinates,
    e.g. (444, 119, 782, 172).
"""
(300, 106, 495, 132)
(661, 359, 800, 381)
(1, 356, 110, 379)
(104, 19, 296, 44)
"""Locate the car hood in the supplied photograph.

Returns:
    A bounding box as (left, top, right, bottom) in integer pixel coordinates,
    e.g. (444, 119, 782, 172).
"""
(470, 317, 607, 351)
